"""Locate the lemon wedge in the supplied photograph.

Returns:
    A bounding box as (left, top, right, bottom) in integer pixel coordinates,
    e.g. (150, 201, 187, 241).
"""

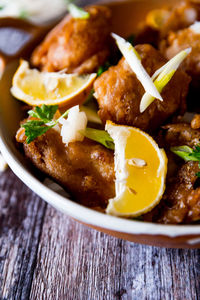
(146, 9, 170, 30)
(105, 121, 167, 217)
(11, 60, 96, 108)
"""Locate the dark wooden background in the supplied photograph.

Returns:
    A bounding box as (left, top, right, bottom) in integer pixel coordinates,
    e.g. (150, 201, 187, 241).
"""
(0, 168, 200, 300)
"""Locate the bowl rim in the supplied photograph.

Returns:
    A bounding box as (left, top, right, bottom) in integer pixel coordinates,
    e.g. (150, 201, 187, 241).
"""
(1, 128, 200, 238)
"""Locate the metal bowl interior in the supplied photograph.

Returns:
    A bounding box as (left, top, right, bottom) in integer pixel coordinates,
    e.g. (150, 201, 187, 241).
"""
(1, 0, 200, 249)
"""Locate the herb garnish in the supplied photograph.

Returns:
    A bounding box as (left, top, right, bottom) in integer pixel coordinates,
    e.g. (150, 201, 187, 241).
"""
(67, 3, 90, 19)
(22, 104, 114, 150)
(80, 128, 114, 150)
(22, 105, 68, 144)
(171, 145, 200, 177)
(97, 61, 111, 77)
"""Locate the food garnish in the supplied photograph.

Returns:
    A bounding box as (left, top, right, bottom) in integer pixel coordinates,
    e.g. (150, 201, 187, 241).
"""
(80, 128, 114, 150)
(105, 121, 167, 217)
(97, 61, 111, 77)
(11, 60, 96, 108)
(80, 106, 102, 124)
(171, 145, 200, 177)
(140, 48, 191, 113)
(190, 21, 200, 34)
(60, 105, 87, 146)
(22, 104, 106, 147)
(67, 3, 90, 19)
(22, 105, 69, 144)
(111, 33, 163, 101)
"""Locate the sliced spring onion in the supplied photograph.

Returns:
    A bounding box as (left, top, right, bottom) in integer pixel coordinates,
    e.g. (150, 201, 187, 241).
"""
(80, 106, 102, 124)
(171, 145, 200, 162)
(68, 3, 89, 19)
(111, 33, 163, 101)
(80, 128, 114, 150)
(140, 48, 191, 113)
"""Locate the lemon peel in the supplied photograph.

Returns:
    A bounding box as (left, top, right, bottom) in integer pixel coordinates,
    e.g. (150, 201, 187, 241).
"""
(11, 60, 96, 108)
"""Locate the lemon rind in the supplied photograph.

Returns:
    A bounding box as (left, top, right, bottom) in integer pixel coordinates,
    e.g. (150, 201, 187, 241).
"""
(10, 60, 96, 106)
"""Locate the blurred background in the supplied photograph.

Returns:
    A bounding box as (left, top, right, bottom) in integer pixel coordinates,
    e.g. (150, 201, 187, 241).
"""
(0, 0, 97, 23)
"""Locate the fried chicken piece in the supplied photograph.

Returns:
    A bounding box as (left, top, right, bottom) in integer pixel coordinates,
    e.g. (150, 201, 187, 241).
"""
(160, 25, 200, 86)
(158, 123, 200, 148)
(16, 127, 115, 208)
(94, 44, 190, 132)
(144, 121, 200, 224)
(191, 114, 200, 129)
(144, 162, 200, 224)
(135, 0, 198, 45)
(31, 5, 112, 74)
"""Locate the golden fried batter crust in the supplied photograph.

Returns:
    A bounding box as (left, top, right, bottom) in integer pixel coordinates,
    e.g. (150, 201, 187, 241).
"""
(94, 44, 191, 132)
(160, 27, 200, 85)
(136, 0, 198, 46)
(31, 5, 112, 74)
(16, 128, 115, 208)
(144, 121, 200, 224)
(144, 161, 200, 224)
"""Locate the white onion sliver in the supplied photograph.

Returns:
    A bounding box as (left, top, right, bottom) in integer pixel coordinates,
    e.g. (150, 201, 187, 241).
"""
(111, 33, 163, 101)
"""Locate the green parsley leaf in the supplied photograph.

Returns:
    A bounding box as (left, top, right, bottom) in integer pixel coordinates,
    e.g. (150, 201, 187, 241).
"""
(171, 144, 200, 177)
(22, 105, 68, 144)
(28, 105, 58, 123)
(80, 128, 114, 150)
(171, 145, 200, 162)
(97, 61, 111, 77)
(68, 3, 90, 19)
(22, 120, 49, 144)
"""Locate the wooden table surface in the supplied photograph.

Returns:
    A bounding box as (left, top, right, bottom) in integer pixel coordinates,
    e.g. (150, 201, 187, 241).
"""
(0, 168, 200, 300)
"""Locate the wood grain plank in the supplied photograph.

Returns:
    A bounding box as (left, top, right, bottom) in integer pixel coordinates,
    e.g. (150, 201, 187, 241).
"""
(30, 206, 122, 300)
(0, 169, 46, 300)
(0, 170, 200, 300)
(30, 204, 200, 300)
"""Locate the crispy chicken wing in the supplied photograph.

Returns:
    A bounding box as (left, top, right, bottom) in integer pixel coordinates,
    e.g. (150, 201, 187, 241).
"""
(16, 127, 115, 208)
(94, 44, 190, 132)
(31, 5, 112, 74)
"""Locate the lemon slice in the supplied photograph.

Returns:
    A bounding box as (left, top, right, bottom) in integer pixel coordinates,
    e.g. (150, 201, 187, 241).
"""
(146, 9, 170, 30)
(105, 121, 167, 217)
(11, 60, 96, 107)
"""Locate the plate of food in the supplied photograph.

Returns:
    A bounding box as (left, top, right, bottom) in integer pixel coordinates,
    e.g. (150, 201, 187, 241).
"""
(1, 0, 200, 248)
